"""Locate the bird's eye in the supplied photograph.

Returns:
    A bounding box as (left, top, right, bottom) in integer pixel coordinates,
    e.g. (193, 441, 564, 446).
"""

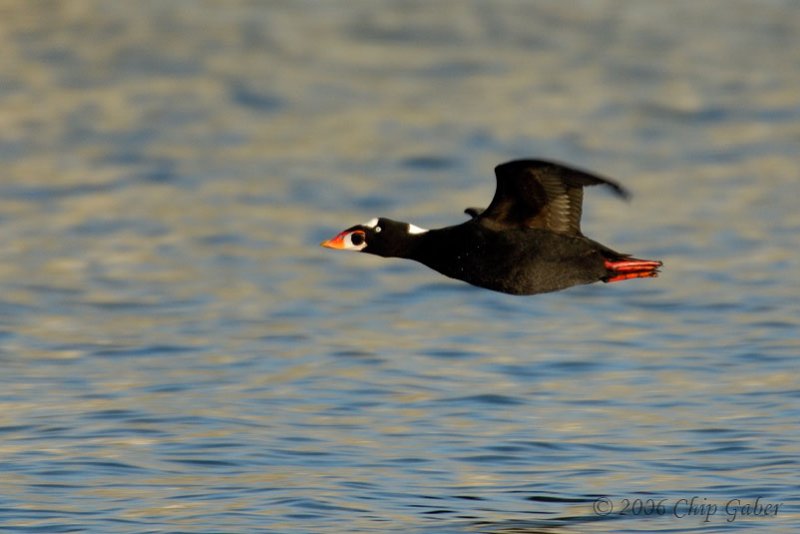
(349, 231, 365, 246)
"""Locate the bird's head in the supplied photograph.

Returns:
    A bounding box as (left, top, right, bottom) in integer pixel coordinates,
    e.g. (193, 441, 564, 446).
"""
(320, 217, 429, 258)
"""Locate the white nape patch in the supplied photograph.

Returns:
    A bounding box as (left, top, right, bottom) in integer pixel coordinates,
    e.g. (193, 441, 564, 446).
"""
(406, 223, 429, 235)
(362, 217, 380, 228)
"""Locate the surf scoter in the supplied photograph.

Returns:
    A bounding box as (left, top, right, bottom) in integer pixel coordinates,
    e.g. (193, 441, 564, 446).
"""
(321, 159, 662, 295)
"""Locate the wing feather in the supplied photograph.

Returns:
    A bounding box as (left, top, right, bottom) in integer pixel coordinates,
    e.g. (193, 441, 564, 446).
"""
(476, 159, 629, 235)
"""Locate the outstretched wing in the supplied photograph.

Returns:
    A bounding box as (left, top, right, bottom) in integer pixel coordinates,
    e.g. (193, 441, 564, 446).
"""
(476, 159, 629, 235)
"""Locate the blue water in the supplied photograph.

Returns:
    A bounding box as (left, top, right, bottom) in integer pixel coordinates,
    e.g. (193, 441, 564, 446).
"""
(0, 1, 798, 532)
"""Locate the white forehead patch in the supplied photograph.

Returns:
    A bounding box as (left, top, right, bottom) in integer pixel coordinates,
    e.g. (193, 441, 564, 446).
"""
(362, 217, 380, 228)
(407, 223, 429, 235)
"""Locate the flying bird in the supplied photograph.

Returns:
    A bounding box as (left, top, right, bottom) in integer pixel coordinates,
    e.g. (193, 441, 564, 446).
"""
(321, 159, 662, 295)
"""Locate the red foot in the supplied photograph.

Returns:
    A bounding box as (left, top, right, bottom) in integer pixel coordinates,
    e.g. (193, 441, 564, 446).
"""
(603, 258, 662, 284)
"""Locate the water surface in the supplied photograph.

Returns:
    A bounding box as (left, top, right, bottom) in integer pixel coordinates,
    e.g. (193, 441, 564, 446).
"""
(0, 2, 798, 532)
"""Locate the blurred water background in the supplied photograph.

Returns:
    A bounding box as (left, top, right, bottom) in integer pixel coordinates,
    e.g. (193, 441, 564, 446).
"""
(0, 1, 798, 532)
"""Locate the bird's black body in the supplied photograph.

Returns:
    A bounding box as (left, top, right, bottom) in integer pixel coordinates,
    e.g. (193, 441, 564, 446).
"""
(322, 159, 662, 295)
(383, 221, 618, 295)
